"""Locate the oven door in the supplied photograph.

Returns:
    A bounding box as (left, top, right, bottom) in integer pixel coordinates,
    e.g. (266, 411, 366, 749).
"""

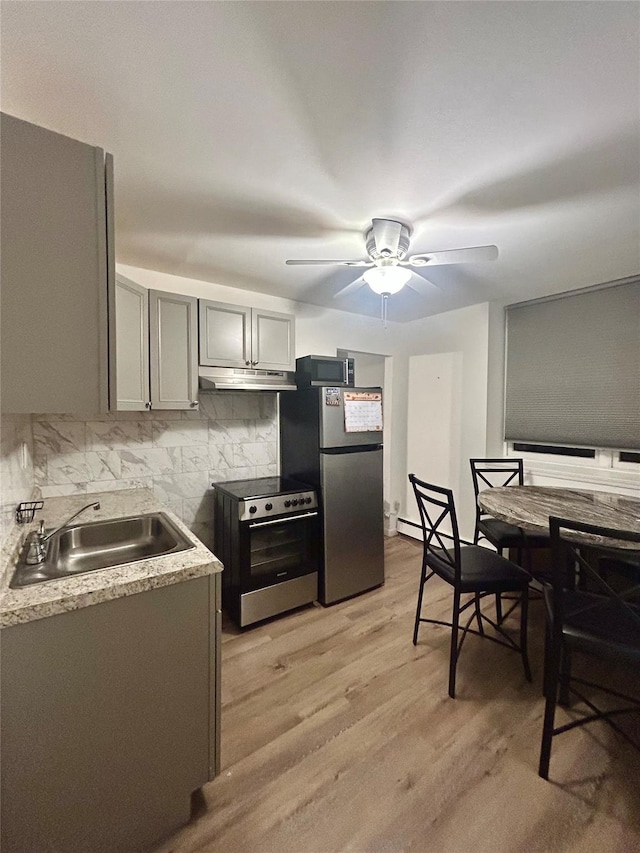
(243, 510, 319, 592)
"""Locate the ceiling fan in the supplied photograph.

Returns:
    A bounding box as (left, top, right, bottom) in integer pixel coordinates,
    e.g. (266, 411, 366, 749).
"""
(286, 218, 498, 324)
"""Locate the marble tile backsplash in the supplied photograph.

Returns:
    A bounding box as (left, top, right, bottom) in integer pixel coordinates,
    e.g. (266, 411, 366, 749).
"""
(0, 414, 36, 546)
(31, 393, 278, 550)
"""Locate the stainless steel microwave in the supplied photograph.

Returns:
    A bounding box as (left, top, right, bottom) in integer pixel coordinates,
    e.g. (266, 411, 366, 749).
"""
(295, 355, 355, 387)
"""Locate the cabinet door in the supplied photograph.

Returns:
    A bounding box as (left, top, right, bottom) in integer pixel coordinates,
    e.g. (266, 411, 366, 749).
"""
(149, 291, 199, 410)
(199, 299, 251, 368)
(109, 275, 150, 411)
(1, 577, 214, 853)
(251, 308, 296, 371)
(0, 113, 110, 413)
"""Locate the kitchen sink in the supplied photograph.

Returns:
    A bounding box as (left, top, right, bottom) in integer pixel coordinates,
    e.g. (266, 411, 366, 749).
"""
(10, 512, 196, 588)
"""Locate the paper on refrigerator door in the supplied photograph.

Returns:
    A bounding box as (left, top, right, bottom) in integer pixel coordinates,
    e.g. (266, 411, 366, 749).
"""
(343, 391, 383, 432)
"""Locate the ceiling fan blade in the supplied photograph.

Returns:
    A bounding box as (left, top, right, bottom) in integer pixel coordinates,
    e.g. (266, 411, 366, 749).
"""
(407, 245, 499, 267)
(285, 259, 373, 267)
(333, 276, 366, 299)
(371, 219, 403, 256)
(406, 272, 442, 297)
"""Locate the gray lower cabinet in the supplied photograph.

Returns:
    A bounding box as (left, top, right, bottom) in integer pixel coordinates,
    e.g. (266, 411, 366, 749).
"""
(199, 298, 295, 371)
(109, 275, 199, 411)
(0, 112, 112, 414)
(0, 574, 221, 853)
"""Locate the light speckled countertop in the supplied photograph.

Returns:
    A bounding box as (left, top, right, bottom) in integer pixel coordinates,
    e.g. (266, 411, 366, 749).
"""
(0, 489, 222, 628)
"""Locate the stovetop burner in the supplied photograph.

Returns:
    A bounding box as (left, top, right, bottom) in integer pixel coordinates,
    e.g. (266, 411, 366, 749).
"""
(211, 476, 318, 522)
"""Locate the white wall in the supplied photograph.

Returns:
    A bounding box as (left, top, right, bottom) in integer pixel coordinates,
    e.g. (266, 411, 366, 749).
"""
(407, 351, 462, 490)
(397, 303, 491, 541)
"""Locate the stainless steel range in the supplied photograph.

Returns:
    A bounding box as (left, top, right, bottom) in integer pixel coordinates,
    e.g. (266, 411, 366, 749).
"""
(212, 476, 319, 628)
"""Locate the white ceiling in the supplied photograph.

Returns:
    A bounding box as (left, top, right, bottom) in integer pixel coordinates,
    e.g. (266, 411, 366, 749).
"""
(2, 1, 639, 322)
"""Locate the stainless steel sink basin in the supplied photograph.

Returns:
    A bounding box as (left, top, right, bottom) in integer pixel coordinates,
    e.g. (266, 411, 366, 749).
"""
(10, 512, 196, 588)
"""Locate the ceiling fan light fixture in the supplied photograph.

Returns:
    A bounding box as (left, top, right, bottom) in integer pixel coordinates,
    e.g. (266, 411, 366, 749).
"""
(363, 265, 411, 295)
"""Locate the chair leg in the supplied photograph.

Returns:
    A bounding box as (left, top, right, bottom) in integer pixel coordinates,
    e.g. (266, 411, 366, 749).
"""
(448, 590, 461, 699)
(558, 646, 571, 707)
(538, 690, 557, 780)
(519, 587, 532, 682)
(539, 630, 561, 779)
(474, 593, 484, 635)
(542, 621, 554, 699)
(495, 547, 504, 624)
(413, 560, 428, 646)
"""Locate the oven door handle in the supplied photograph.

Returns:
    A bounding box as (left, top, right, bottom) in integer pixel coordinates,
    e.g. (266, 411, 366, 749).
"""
(249, 511, 318, 528)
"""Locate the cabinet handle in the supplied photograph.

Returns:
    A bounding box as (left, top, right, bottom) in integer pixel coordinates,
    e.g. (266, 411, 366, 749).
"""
(190, 401, 198, 408)
(245, 360, 251, 366)
(251, 360, 258, 366)
(145, 402, 152, 410)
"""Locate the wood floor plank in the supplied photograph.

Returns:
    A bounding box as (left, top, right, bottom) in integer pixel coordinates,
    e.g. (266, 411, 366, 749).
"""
(155, 535, 640, 853)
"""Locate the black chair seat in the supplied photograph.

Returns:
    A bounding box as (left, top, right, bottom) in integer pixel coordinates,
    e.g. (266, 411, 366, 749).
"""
(428, 545, 531, 593)
(478, 518, 549, 551)
(544, 587, 640, 664)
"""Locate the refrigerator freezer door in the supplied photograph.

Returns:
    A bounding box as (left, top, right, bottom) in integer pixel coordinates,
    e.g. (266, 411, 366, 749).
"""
(319, 386, 383, 449)
(320, 446, 384, 604)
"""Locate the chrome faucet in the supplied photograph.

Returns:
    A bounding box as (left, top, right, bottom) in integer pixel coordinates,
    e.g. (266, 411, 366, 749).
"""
(25, 501, 101, 565)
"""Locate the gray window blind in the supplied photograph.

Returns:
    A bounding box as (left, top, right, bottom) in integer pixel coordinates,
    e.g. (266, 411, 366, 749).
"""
(505, 279, 640, 450)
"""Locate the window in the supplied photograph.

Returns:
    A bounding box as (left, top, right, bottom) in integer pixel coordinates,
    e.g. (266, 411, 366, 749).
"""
(504, 278, 640, 450)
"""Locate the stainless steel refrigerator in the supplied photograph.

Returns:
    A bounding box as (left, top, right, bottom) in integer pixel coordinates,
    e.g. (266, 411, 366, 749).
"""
(280, 386, 385, 604)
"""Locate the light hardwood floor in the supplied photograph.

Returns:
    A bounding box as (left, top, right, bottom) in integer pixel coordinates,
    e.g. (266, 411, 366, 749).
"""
(157, 535, 640, 853)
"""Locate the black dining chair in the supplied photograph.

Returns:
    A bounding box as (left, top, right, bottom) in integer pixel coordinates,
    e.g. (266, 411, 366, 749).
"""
(538, 517, 640, 780)
(409, 473, 532, 699)
(470, 458, 550, 621)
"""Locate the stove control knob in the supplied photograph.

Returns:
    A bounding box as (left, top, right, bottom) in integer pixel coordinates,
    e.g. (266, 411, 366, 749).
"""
(249, 505, 257, 514)
(284, 500, 291, 508)
(305, 497, 313, 504)
(265, 502, 273, 511)
(291, 499, 299, 506)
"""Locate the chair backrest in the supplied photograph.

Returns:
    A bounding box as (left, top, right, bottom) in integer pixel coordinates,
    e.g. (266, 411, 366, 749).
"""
(548, 516, 640, 653)
(470, 458, 525, 529)
(409, 473, 461, 581)
(469, 458, 524, 497)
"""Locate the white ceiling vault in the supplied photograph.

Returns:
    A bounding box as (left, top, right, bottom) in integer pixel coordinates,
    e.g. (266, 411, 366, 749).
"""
(2, 1, 639, 323)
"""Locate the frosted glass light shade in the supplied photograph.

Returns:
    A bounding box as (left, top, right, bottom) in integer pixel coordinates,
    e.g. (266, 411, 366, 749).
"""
(363, 266, 411, 294)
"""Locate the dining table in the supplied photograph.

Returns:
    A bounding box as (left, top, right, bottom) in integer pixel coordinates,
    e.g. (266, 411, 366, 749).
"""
(478, 485, 640, 550)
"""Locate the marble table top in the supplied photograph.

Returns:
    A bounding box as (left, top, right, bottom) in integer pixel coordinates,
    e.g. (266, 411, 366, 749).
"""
(478, 486, 640, 550)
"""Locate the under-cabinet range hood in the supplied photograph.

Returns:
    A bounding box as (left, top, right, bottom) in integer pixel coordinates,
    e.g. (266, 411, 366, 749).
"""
(199, 366, 297, 392)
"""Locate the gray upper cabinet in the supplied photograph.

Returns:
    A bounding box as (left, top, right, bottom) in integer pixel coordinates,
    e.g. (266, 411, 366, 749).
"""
(149, 290, 199, 410)
(198, 300, 251, 368)
(199, 299, 295, 371)
(251, 307, 296, 371)
(0, 113, 111, 413)
(109, 277, 198, 411)
(110, 276, 150, 411)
